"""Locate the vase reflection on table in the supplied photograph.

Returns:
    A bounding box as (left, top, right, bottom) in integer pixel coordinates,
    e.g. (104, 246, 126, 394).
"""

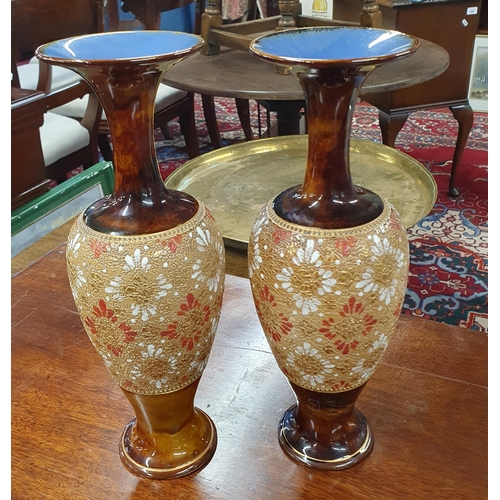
(248, 27, 418, 470)
(36, 31, 225, 479)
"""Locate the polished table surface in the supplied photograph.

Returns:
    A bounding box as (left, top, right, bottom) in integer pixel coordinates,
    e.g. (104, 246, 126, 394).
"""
(164, 38, 449, 100)
(12, 245, 487, 499)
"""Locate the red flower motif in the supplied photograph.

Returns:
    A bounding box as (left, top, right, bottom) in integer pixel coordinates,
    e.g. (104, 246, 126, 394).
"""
(157, 234, 183, 253)
(167, 234, 183, 253)
(84, 301, 137, 356)
(388, 213, 404, 230)
(107, 343, 123, 357)
(160, 322, 179, 340)
(319, 298, 377, 355)
(123, 380, 140, 391)
(259, 285, 276, 307)
(255, 286, 293, 342)
(278, 312, 293, 337)
(272, 227, 292, 245)
(319, 317, 335, 340)
(89, 239, 110, 259)
(334, 236, 357, 257)
(180, 333, 200, 351)
(161, 294, 210, 351)
(84, 300, 117, 335)
(119, 323, 137, 343)
(332, 380, 351, 391)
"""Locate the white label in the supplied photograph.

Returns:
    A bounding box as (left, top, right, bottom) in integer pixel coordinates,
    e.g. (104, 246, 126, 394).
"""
(466, 7, 478, 15)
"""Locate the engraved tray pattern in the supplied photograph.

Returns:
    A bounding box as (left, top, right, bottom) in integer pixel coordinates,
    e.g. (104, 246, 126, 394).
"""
(165, 136, 437, 249)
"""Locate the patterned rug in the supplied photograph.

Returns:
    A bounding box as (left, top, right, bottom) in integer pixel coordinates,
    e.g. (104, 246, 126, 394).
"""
(90, 96, 489, 332)
(350, 104, 488, 333)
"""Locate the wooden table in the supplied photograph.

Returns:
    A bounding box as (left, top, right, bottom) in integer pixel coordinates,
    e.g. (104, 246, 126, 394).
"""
(164, 38, 450, 135)
(12, 245, 487, 499)
(334, 0, 482, 197)
(11, 87, 51, 209)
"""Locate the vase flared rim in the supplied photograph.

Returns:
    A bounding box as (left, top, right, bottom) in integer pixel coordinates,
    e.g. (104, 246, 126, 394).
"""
(35, 30, 204, 66)
(249, 27, 419, 68)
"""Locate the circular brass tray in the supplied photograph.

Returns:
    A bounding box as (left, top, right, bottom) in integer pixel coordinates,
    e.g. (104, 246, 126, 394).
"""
(165, 136, 437, 249)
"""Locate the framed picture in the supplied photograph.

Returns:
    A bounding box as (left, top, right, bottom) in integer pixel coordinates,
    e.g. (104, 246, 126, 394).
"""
(468, 35, 488, 112)
(301, 0, 334, 20)
(11, 161, 115, 257)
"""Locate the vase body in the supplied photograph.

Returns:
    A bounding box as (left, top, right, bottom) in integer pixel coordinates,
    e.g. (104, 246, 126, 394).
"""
(248, 27, 418, 469)
(37, 31, 225, 479)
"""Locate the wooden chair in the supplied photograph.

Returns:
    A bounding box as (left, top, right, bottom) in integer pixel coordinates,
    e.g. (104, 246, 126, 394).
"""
(123, 0, 258, 147)
(12, 0, 202, 163)
(199, 0, 381, 55)
(11, 80, 103, 195)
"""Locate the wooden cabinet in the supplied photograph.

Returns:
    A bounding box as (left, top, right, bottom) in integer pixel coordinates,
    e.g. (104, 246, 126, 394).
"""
(335, 0, 484, 196)
(11, 88, 51, 209)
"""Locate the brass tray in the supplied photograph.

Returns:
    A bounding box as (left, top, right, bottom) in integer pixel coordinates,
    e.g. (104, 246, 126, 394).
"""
(165, 136, 437, 250)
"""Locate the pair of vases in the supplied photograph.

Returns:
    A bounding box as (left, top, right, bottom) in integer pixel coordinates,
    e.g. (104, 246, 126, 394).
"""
(37, 27, 417, 478)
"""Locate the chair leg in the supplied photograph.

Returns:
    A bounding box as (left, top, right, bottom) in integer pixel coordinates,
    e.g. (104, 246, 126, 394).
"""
(98, 134, 114, 162)
(201, 94, 223, 149)
(235, 98, 254, 141)
(448, 103, 474, 198)
(159, 123, 174, 140)
(378, 110, 409, 148)
(178, 96, 200, 159)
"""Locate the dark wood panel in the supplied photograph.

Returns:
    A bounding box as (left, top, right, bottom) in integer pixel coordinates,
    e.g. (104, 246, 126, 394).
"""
(11, 88, 51, 209)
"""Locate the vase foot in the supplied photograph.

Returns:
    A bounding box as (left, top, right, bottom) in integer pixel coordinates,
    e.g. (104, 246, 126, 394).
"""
(277, 404, 373, 470)
(119, 407, 217, 479)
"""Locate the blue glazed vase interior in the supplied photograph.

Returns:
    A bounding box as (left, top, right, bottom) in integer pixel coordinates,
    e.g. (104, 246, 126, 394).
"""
(36, 30, 203, 62)
(250, 27, 418, 65)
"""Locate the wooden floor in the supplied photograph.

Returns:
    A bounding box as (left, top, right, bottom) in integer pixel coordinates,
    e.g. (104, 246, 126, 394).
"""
(11, 217, 250, 279)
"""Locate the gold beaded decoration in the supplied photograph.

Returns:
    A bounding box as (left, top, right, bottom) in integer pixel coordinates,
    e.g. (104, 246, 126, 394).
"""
(248, 200, 409, 393)
(66, 204, 225, 395)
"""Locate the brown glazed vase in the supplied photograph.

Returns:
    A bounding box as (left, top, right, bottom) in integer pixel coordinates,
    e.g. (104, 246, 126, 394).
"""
(36, 31, 225, 479)
(248, 27, 419, 470)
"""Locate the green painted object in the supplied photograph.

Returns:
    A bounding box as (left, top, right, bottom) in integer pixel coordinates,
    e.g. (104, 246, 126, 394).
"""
(11, 162, 114, 256)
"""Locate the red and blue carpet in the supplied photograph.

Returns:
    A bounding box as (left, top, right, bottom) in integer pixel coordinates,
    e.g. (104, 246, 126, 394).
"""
(73, 96, 485, 332)
(155, 96, 488, 333)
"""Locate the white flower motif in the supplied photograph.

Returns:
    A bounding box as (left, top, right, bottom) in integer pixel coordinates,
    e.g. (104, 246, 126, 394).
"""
(129, 344, 172, 389)
(356, 268, 398, 306)
(189, 351, 208, 374)
(67, 232, 81, 255)
(131, 302, 157, 322)
(248, 244, 262, 277)
(317, 267, 336, 295)
(155, 273, 173, 299)
(276, 267, 294, 291)
(191, 241, 224, 292)
(74, 268, 86, 288)
(369, 332, 389, 353)
(351, 359, 376, 383)
(105, 276, 124, 300)
(277, 266, 321, 315)
(293, 293, 321, 315)
(371, 234, 405, 269)
(124, 249, 150, 272)
(292, 239, 320, 266)
(287, 342, 335, 387)
(196, 226, 211, 251)
(355, 235, 405, 305)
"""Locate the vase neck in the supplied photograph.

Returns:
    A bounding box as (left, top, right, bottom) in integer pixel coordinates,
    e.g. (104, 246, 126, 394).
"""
(96, 65, 165, 197)
(299, 67, 362, 199)
(79, 63, 198, 235)
(273, 65, 383, 229)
